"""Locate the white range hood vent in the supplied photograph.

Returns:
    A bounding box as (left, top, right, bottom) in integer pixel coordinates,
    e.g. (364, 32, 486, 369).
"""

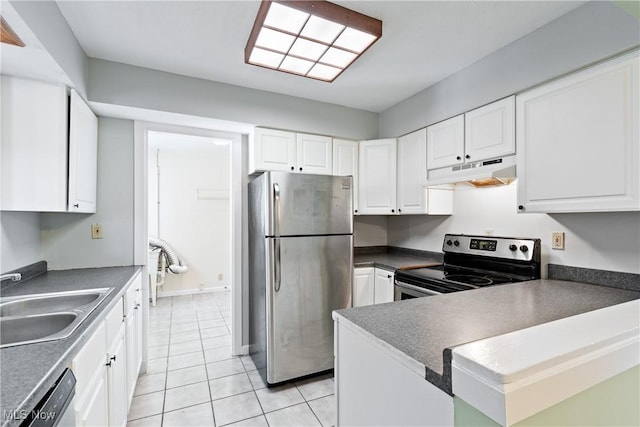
(426, 155, 517, 187)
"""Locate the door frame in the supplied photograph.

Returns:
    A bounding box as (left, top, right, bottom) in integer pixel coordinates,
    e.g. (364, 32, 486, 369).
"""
(133, 120, 247, 356)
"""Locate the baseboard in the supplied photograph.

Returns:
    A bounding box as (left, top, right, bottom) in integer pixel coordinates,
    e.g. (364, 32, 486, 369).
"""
(157, 286, 229, 298)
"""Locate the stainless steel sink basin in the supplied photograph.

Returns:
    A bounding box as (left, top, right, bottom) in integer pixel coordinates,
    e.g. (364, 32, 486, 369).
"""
(0, 288, 114, 348)
(0, 313, 79, 347)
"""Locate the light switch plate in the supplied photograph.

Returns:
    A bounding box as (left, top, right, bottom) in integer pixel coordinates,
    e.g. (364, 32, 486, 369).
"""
(552, 232, 564, 250)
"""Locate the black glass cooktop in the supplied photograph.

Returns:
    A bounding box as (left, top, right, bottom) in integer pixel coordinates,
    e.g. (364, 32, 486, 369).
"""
(394, 264, 522, 293)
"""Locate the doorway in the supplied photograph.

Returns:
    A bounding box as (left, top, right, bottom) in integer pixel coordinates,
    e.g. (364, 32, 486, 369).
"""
(134, 121, 246, 358)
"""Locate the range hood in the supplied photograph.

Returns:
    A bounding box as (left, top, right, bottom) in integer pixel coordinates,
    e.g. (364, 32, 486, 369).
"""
(426, 155, 516, 187)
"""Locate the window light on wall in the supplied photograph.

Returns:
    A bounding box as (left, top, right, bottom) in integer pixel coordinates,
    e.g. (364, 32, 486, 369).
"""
(244, 0, 382, 82)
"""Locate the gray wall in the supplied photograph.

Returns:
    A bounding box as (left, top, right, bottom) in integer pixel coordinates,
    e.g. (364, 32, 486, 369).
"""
(9, 0, 88, 98)
(0, 212, 41, 272)
(88, 59, 379, 141)
(380, 1, 640, 275)
(379, 1, 640, 137)
(41, 118, 135, 270)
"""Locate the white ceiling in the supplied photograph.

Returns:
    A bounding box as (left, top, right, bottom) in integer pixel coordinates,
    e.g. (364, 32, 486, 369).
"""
(56, 0, 586, 113)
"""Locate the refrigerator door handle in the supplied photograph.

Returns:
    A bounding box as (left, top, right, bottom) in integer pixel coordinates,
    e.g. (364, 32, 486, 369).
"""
(273, 183, 281, 238)
(274, 238, 281, 292)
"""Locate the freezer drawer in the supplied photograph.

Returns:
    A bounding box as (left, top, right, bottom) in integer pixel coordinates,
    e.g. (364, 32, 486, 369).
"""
(266, 234, 352, 384)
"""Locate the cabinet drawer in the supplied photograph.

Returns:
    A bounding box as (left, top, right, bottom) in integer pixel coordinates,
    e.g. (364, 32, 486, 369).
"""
(124, 274, 142, 315)
(72, 321, 106, 401)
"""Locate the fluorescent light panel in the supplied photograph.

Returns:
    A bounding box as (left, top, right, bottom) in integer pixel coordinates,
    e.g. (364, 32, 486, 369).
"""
(245, 0, 382, 82)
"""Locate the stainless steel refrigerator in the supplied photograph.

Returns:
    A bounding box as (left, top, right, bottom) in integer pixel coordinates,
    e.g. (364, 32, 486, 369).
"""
(249, 171, 353, 385)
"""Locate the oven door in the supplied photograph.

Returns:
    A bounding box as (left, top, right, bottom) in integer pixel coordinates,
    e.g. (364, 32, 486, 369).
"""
(394, 280, 442, 301)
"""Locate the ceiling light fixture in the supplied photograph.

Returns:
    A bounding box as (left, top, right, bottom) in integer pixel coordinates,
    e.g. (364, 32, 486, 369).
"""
(245, 0, 382, 82)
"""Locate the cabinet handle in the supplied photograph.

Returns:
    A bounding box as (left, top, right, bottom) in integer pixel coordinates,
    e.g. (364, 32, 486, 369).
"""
(135, 303, 141, 310)
(290, 166, 294, 171)
(456, 156, 461, 161)
(354, 210, 358, 213)
(398, 209, 402, 213)
(391, 209, 395, 213)
(299, 167, 303, 171)
(465, 154, 471, 159)
(518, 205, 524, 211)
(73, 203, 79, 208)
(387, 274, 392, 279)
(106, 355, 116, 367)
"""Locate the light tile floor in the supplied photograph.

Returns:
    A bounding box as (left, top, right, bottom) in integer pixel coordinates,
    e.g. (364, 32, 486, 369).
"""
(127, 292, 336, 427)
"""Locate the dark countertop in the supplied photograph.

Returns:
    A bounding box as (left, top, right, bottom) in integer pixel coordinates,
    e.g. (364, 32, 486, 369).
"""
(0, 266, 142, 427)
(334, 279, 640, 395)
(354, 247, 443, 270)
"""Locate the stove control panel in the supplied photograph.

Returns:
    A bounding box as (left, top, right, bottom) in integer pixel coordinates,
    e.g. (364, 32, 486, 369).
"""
(443, 234, 540, 261)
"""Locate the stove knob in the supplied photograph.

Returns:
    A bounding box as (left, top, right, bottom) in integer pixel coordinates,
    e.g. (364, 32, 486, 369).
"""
(520, 245, 529, 252)
(446, 239, 453, 246)
(453, 240, 460, 247)
(509, 244, 517, 251)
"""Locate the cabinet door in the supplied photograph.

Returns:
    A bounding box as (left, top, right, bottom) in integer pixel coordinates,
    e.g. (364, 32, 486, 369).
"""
(426, 115, 464, 170)
(296, 133, 332, 174)
(332, 139, 359, 214)
(465, 96, 515, 162)
(125, 282, 143, 404)
(397, 129, 427, 214)
(374, 268, 394, 304)
(1, 76, 68, 211)
(107, 326, 128, 427)
(252, 128, 296, 173)
(517, 51, 639, 213)
(68, 90, 98, 213)
(353, 267, 374, 307)
(359, 139, 397, 215)
(75, 369, 109, 427)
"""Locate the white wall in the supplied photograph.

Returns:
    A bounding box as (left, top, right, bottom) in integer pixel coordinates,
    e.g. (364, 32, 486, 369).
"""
(88, 59, 379, 141)
(148, 132, 231, 293)
(41, 117, 135, 269)
(387, 184, 640, 275)
(354, 216, 388, 247)
(379, 1, 640, 137)
(0, 212, 41, 272)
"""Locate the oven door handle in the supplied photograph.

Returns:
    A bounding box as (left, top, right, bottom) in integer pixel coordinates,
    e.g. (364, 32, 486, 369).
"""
(395, 280, 442, 296)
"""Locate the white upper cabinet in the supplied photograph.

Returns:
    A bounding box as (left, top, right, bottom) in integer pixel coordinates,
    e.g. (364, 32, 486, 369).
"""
(1, 76, 97, 213)
(464, 95, 515, 162)
(251, 128, 297, 173)
(426, 115, 464, 170)
(251, 128, 332, 175)
(68, 89, 98, 213)
(397, 129, 428, 214)
(516, 51, 639, 213)
(358, 138, 397, 215)
(1, 76, 69, 211)
(296, 133, 332, 174)
(332, 138, 359, 214)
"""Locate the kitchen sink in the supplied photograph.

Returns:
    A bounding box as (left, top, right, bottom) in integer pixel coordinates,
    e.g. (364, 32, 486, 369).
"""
(0, 288, 114, 348)
(0, 313, 79, 347)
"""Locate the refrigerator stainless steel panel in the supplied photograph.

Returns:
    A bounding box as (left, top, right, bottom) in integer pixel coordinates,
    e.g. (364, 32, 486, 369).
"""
(265, 172, 353, 237)
(249, 171, 353, 386)
(266, 234, 352, 383)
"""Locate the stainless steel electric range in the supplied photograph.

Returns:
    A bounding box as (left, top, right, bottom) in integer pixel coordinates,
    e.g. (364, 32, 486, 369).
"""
(394, 234, 541, 300)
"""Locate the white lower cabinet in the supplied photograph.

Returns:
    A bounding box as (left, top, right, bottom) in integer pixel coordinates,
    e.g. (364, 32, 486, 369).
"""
(125, 278, 143, 404)
(373, 268, 394, 304)
(353, 267, 374, 307)
(354, 267, 394, 307)
(72, 272, 142, 427)
(335, 317, 454, 426)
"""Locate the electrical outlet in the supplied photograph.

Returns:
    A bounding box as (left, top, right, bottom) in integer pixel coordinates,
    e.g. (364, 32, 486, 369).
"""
(91, 224, 103, 239)
(552, 232, 565, 250)
(218, 273, 223, 281)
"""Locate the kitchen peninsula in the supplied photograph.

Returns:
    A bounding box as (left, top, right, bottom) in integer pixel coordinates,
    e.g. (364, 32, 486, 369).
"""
(333, 277, 640, 426)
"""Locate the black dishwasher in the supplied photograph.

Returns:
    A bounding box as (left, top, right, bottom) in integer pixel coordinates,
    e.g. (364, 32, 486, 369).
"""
(21, 369, 76, 427)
